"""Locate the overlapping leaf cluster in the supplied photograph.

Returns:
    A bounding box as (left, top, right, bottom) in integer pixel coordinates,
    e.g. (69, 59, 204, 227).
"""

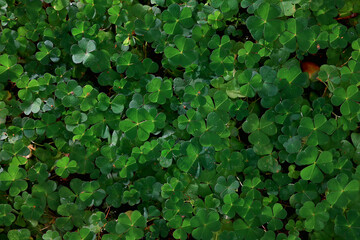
(1, 0, 360, 239)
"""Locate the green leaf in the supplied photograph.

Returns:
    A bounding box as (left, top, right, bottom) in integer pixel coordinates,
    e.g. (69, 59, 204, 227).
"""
(296, 146, 333, 183)
(190, 209, 221, 240)
(116, 210, 146, 240)
(246, 2, 284, 42)
(326, 173, 360, 207)
(0, 204, 16, 226)
(165, 35, 198, 67)
(299, 201, 329, 232)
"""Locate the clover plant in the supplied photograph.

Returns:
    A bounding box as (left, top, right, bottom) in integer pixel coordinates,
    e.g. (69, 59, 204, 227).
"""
(1, 0, 360, 239)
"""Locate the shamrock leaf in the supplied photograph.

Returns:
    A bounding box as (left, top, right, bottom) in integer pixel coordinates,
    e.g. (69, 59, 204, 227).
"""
(116, 210, 147, 239)
(222, 193, 244, 218)
(8, 229, 31, 240)
(297, 114, 336, 146)
(35, 40, 61, 65)
(162, 4, 194, 35)
(208, 10, 224, 29)
(0, 164, 28, 196)
(246, 2, 285, 42)
(237, 69, 263, 97)
(238, 41, 261, 68)
(146, 78, 173, 104)
(108, 5, 128, 26)
(55, 156, 78, 178)
(116, 52, 143, 78)
(296, 146, 333, 183)
(79, 181, 106, 207)
(215, 175, 239, 198)
(299, 201, 329, 232)
(55, 80, 83, 107)
(0, 54, 23, 83)
(177, 144, 200, 173)
(119, 108, 155, 141)
(326, 173, 360, 207)
(190, 209, 221, 240)
(0, 204, 16, 226)
(165, 35, 198, 67)
(70, 38, 96, 65)
(242, 113, 277, 149)
(43, 230, 61, 240)
(135, 13, 161, 43)
(331, 85, 360, 116)
(260, 203, 287, 230)
(335, 210, 360, 239)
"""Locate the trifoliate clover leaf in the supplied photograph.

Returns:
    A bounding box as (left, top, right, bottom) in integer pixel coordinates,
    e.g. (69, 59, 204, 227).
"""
(79, 181, 106, 207)
(177, 143, 200, 173)
(242, 113, 277, 146)
(0, 204, 15, 226)
(299, 201, 329, 232)
(296, 146, 333, 183)
(190, 209, 221, 240)
(35, 40, 61, 65)
(329, 24, 348, 49)
(178, 109, 206, 136)
(146, 78, 173, 104)
(222, 193, 244, 218)
(326, 173, 360, 207)
(208, 34, 232, 58)
(7, 229, 31, 240)
(237, 69, 263, 98)
(246, 2, 284, 42)
(116, 211, 146, 240)
(70, 38, 96, 65)
(208, 10, 224, 29)
(114, 156, 138, 179)
(258, 153, 281, 173)
(0, 164, 28, 196)
(55, 156, 78, 179)
(335, 210, 360, 239)
(331, 85, 360, 116)
(279, 18, 307, 52)
(119, 108, 155, 141)
(0, 54, 23, 83)
(135, 13, 162, 43)
(165, 35, 198, 67)
(172, 218, 192, 240)
(209, 49, 234, 76)
(216, 149, 244, 173)
(238, 41, 261, 68)
(108, 5, 128, 26)
(233, 218, 264, 240)
(183, 82, 207, 108)
(215, 175, 239, 198)
(199, 112, 227, 149)
(42, 230, 61, 240)
(55, 80, 83, 107)
(260, 203, 287, 231)
(297, 114, 336, 146)
(162, 4, 194, 35)
(116, 52, 143, 78)
(71, 21, 99, 40)
(277, 64, 307, 98)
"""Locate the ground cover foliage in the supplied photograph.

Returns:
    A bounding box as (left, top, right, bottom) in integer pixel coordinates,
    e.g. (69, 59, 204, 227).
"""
(1, 0, 360, 239)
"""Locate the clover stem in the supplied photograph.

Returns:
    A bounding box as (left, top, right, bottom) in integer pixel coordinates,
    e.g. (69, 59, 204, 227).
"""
(262, 225, 267, 232)
(340, 56, 352, 67)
